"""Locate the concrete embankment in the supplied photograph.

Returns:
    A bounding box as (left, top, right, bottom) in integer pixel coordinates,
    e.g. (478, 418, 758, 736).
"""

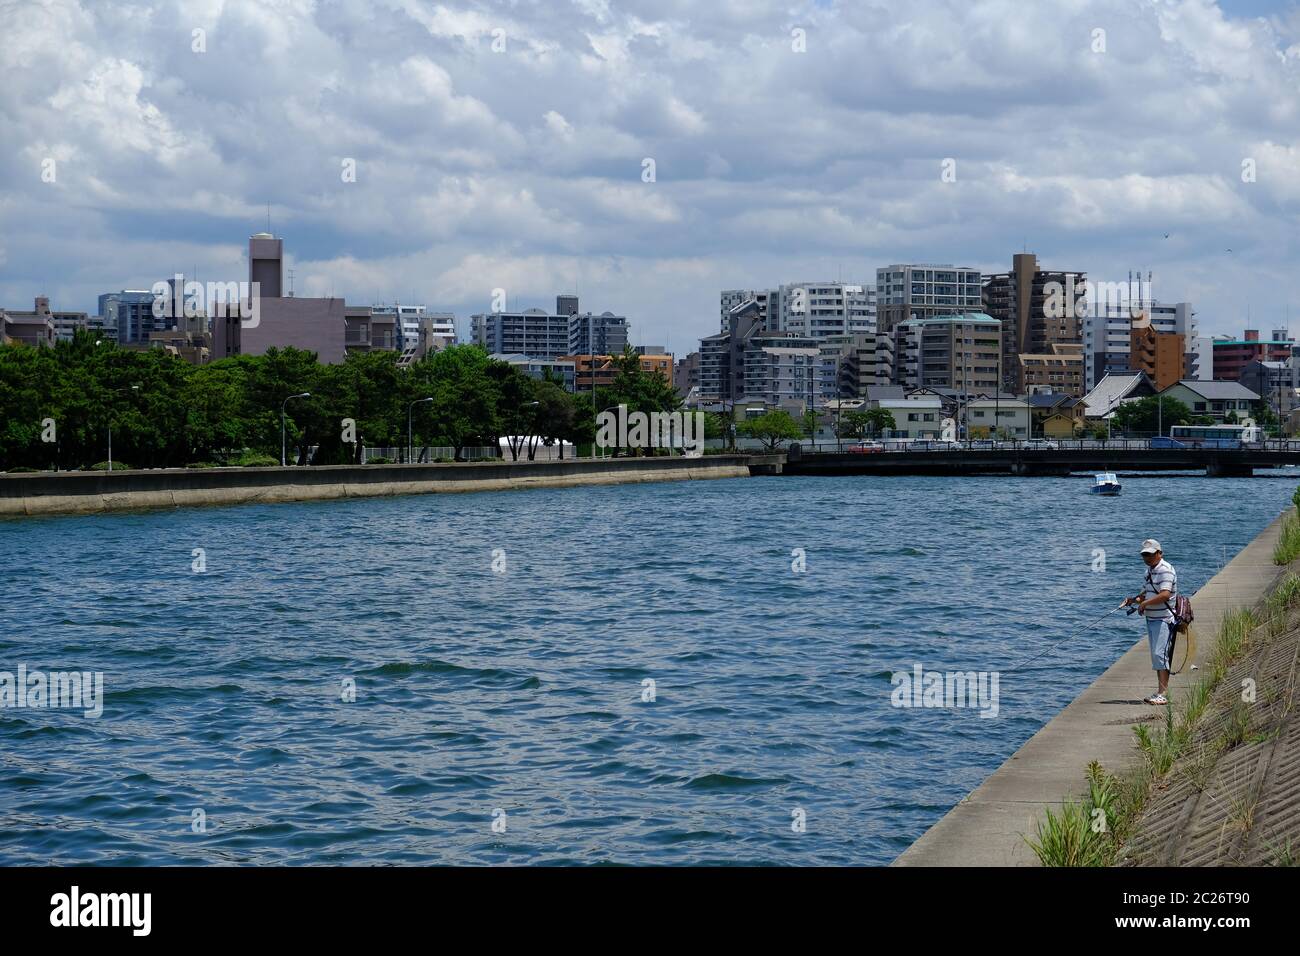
(893, 507, 1293, 866)
(0, 455, 781, 517)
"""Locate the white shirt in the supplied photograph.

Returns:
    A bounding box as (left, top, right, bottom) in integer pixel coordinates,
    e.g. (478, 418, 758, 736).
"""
(1142, 559, 1177, 622)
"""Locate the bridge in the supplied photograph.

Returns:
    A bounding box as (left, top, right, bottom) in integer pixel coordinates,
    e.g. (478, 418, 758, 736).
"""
(778, 441, 1300, 477)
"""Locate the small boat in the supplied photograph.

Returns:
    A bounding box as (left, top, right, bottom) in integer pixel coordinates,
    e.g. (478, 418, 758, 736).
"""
(1091, 472, 1122, 496)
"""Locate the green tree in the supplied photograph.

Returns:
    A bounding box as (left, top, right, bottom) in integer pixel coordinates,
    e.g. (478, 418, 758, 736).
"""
(528, 378, 576, 460)
(183, 362, 250, 463)
(801, 410, 819, 440)
(487, 358, 537, 461)
(412, 345, 500, 460)
(1110, 395, 1194, 436)
(703, 411, 729, 441)
(1252, 401, 1280, 437)
(838, 408, 895, 439)
(594, 345, 680, 456)
(737, 409, 803, 452)
(335, 350, 404, 462)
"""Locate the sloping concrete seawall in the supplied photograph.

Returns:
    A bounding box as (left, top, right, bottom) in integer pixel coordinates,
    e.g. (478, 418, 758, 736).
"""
(0, 456, 766, 517)
(893, 506, 1293, 866)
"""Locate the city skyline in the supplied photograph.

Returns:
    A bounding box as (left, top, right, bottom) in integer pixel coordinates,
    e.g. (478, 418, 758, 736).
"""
(4, 0, 1300, 357)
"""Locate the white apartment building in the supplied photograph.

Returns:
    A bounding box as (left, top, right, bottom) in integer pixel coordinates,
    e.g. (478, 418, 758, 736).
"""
(720, 289, 774, 330)
(373, 304, 457, 350)
(876, 264, 982, 333)
(773, 282, 875, 338)
(1082, 300, 1197, 391)
(719, 282, 874, 338)
(739, 340, 819, 408)
(471, 308, 571, 359)
(1190, 336, 1215, 381)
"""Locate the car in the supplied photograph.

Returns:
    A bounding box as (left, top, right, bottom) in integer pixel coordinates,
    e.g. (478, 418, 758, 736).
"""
(1022, 439, 1059, 450)
(846, 441, 884, 454)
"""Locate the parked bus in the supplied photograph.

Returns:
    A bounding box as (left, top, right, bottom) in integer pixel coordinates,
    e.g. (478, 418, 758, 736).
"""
(1165, 424, 1262, 449)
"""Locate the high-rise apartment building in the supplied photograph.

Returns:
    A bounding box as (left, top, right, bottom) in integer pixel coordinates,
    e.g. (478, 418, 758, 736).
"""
(892, 313, 1002, 393)
(675, 352, 701, 398)
(99, 290, 162, 344)
(1129, 324, 1186, 390)
(981, 253, 1086, 394)
(720, 289, 775, 331)
(1019, 343, 1085, 395)
(569, 311, 629, 356)
(372, 304, 457, 351)
(472, 296, 629, 361)
(213, 233, 349, 363)
(818, 333, 892, 400)
(1212, 329, 1294, 381)
(774, 282, 875, 338)
(1082, 299, 1197, 391)
(876, 264, 982, 334)
(720, 282, 873, 338)
(472, 308, 571, 358)
(698, 300, 818, 407)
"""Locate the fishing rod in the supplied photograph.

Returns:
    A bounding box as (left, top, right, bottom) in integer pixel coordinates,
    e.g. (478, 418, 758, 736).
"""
(1002, 601, 1130, 673)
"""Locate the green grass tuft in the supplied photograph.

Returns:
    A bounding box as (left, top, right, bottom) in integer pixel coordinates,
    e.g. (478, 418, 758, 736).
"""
(1274, 509, 1300, 564)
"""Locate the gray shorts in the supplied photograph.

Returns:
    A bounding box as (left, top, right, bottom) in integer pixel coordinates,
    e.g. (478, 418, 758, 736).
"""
(1146, 616, 1175, 671)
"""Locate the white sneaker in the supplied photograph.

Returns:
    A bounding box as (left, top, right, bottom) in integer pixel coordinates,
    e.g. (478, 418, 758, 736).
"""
(1143, 693, 1168, 706)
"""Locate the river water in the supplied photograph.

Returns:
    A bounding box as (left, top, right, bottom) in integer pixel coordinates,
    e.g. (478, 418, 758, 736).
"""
(0, 472, 1292, 864)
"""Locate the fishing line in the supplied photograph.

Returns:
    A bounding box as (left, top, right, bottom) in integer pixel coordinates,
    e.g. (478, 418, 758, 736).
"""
(1002, 602, 1196, 676)
(1001, 602, 1129, 673)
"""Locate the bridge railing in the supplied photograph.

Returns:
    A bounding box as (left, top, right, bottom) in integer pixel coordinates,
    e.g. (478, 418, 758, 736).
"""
(796, 438, 1300, 454)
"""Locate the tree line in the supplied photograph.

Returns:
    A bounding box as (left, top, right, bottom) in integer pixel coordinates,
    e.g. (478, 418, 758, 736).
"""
(0, 334, 683, 471)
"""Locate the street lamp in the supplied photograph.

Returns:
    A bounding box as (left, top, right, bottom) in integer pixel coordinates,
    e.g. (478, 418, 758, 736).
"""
(408, 397, 434, 463)
(520, 400, 540, 460)
(281, 392, 310, 466)
(595, 403, 620, 460)
(107, 384, 140, 471)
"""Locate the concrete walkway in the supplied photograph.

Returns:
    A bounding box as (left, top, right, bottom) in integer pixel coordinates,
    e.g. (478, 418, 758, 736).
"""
(893, 508, 1293, 866)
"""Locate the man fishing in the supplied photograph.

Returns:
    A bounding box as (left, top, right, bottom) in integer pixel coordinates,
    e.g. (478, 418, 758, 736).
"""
(1122, 539, 1177, 706)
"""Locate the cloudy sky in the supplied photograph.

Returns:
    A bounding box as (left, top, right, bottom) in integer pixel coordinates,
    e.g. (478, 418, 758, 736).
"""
(2, 0, 1298, 356)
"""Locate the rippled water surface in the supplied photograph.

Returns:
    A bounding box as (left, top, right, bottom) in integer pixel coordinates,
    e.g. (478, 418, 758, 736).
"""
(0, 472, 1292, 864)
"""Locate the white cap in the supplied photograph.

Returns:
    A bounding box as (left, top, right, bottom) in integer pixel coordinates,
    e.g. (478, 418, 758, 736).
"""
(1140, 539, 1162, 554)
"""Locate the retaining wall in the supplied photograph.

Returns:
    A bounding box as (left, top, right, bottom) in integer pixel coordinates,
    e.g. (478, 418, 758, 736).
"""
(0, 456, 758, 517)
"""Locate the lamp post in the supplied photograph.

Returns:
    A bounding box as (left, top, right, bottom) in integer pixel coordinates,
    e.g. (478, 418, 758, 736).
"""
(281, 392, 310, 467)
(408, 397, 434, 463)
(107, 384, 140, 471)
(520, 399, 540, 460)
(595, 403, 620, 460)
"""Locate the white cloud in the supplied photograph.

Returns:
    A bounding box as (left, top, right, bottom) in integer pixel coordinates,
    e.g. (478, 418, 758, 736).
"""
(2, 0, 1299, 359)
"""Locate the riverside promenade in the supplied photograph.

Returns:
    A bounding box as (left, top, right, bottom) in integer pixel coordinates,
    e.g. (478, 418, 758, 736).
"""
(0, 455, 786, 517)
(893, 507, 1293, 866)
